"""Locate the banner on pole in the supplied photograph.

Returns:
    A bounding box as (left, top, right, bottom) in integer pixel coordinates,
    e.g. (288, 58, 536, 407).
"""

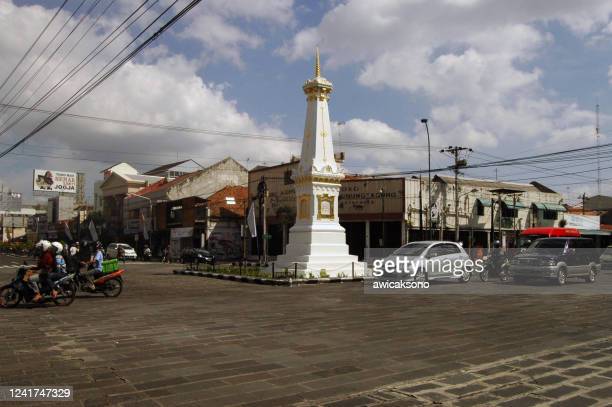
(247, 203, 257, 238)
(89, 220, 98, 242)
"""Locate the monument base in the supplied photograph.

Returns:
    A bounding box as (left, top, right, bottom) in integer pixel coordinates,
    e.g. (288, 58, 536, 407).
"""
(272, 223, 366, 278)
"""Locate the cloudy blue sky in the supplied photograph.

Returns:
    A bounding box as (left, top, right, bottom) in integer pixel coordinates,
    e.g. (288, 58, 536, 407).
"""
(2, 0, 612, 203)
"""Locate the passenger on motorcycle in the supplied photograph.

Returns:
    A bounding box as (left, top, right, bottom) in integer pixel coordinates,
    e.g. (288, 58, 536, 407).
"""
(52, 242, 66, 274)
(77, 240, 96, 290)
(93, 242, 104, 273)
(69, 242, 79, 257)
(27, 240, 58, 301)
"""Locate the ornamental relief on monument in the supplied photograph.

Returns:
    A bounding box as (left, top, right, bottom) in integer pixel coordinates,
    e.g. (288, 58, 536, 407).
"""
(298, 195, 310, 220)
(317, 194, 335, 220)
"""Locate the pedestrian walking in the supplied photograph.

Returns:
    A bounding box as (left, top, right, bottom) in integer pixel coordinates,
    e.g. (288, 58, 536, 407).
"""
(162, 245, 169, 263)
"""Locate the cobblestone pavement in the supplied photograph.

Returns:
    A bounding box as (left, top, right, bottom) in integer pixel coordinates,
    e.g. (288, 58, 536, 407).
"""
(301, 337, 612, 406)
(0, 256, 611, 406)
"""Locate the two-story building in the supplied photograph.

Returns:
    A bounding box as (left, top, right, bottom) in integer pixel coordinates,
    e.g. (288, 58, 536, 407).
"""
(123, 157, 248, 257)
(248, 160, 566, 259)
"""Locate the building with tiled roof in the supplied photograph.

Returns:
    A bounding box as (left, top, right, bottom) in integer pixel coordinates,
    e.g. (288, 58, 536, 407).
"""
(120, 157, 248, 256)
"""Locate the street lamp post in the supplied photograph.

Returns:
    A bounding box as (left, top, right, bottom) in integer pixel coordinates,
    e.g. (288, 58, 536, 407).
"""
(421, 118, 432, 240)
(379, 187, 385, 247)
(456, 188, 478, 245)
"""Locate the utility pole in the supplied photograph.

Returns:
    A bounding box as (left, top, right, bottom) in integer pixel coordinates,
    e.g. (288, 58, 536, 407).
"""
(580, 193, 587, 215)
(421, 119, 432, 239)
(379, 186, 385, 247)
(418, 175, 423, 240)
(498, 192, 503, 246)
(440, 146, 472, 242)
(513, 194, 518, 245)
(490, 197, 495, 248)
(242, 197, 248, 264)
(263, 187, 268, 265)
(257, 176, 268, 266)
(596, 104, 601, 195)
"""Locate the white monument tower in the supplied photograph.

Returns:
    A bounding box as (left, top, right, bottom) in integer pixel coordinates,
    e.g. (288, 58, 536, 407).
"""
(274, 50, 364, 278)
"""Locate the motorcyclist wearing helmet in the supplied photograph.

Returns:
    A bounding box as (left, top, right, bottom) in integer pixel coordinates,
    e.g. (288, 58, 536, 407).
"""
(93, 242, 104, 273)
(27, 240, 58, 301)
(69, 242, 79, 257)
(51, 242, 66, 274)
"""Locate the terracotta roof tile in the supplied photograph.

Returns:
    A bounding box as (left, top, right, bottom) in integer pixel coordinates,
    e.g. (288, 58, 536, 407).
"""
(127, 179, 168, 197)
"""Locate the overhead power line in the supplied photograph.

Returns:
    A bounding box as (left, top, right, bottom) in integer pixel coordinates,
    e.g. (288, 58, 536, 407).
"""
(0, 0, 203, 159)
(0, 103, 437, 151)
(0, 0, 87, 109)
(0, 0, 101, 120)
(0, 0, 69, 96)
(0, 0, 157, 137)
(471, 150, 599, 183)
(367, 141, 612, 178)
(0, 0, 113, 123)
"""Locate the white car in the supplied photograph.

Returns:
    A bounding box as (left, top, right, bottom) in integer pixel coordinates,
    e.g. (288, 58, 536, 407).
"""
(382, 241, 473, 282)
(106, 243, 138, 261)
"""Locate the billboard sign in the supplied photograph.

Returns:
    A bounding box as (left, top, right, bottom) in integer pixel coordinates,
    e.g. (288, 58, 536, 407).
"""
(339, 178, 405, 215)
(33, 169, 77, 193)
(171, 226, 193, 239)
(563, 214, 600, 230)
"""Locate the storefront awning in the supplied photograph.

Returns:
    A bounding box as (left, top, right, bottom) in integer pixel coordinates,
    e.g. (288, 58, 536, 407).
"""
(531, 202, 567, 212)
(503, 199, 527, 209)
(476, 198, 492, 207)
(544, 203, 567, 212)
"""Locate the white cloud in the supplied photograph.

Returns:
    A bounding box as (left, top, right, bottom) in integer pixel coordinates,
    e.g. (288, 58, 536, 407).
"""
(0, 1, 294, 200)
(179, 13, 262, 68)
(280, 0, 610, 166)
(333, 118, 429, 173)
(180, 0, 295, 67)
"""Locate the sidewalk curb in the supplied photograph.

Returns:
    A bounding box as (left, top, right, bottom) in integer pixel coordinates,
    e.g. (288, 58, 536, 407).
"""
(172, 269, 363, 286)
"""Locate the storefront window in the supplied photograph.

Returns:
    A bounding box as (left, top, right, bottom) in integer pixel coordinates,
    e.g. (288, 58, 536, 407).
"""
(195, 204, 206, 223)
(168, 205, 183, 225)
(543, 209, 558, 220)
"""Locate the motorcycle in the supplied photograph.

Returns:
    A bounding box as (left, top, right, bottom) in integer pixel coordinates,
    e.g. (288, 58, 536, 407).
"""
(143, 248, 152, 262)
(73, 265, 124, 297)
(480, 254, 511, 282)
(0, 265, 76, 308)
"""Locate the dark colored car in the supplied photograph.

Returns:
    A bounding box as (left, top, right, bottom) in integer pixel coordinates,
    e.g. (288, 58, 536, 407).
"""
(599, 245, 612, 271)
(181, 248, 215, 269)
(508, 237, 598, 285)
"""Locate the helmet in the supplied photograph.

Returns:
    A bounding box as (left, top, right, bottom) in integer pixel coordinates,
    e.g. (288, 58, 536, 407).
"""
(51, 242, 63, 253)
(493, 240, 501, 248)
(36, 240, 52, 251)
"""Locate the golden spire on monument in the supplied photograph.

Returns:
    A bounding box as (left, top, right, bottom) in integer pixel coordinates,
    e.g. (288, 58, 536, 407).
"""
(303, 48, 332, 99)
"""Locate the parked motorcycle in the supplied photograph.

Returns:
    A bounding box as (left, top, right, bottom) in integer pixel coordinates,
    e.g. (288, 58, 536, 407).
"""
(0, 265, 76, 308)
(143, 248, 152, 262)
(73, 266, 124, 297)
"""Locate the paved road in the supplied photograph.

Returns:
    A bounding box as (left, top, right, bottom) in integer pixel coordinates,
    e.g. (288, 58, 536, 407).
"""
(0, 255, 611, 406)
